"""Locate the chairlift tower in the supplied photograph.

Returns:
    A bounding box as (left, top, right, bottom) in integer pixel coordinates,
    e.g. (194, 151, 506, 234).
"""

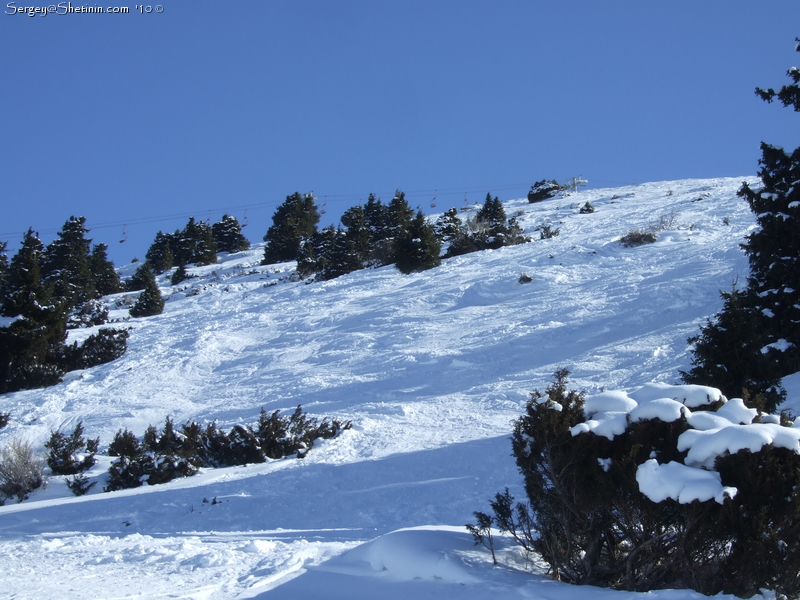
(565, 176, 588, 193)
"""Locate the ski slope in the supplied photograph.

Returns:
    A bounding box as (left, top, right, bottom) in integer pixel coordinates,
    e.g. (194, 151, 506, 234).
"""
(1, 176, 795, 599)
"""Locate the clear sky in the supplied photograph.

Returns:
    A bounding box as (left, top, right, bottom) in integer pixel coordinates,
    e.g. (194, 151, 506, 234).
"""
(1, 1, 798, 266)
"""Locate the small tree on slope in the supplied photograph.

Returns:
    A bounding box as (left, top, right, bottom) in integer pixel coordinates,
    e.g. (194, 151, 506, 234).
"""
(129, 264, 164, 318)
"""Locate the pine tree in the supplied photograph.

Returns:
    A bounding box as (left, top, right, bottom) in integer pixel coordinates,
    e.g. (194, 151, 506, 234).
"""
(212, 214, 250, 254)
(320, 228, 363, 281)
(170, 263, 190, 285)
(296, 226, 336, 279)
(686, 39, 800, 404)
(387, 191, 414, 235)
(126, 261, 156, 292)
(145, 231, 175, 274)
(682, 287, 784, 411)
(42, 216, 94, 306)
(0, 230, 67, 393)
(0, 241, 8, 295)
(476, 193, 506, 226)
(0, 229, 49, 319)
(363, 192, 391, 249)
(129, 265, 164, 318)
(89, 243, 121, 296)
(45, 421, 97, 476)
(175, 217, 217, 266)
(434, 207, 463, 243)
(340, 205, 371, 265)
(262, 192, 320, 264)
(394, 210, 442, 274)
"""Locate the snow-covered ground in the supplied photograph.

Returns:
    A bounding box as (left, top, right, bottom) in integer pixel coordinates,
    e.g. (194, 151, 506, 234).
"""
(0, 177, 794, 599)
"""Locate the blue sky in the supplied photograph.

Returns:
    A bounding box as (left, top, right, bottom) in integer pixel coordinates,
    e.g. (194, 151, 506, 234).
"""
(1, 1, 798, 266)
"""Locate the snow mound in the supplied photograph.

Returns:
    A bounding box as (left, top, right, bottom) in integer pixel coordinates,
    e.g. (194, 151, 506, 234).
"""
(356, 527, 479, 583)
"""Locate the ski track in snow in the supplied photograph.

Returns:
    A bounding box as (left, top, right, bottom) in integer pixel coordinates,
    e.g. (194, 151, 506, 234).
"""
(0, 177, 787, 599)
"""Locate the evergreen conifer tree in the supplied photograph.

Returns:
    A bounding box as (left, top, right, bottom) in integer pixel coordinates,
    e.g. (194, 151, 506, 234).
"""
(394, 210, 442, 274)
(364, 193, 389, 242)
(319, 228, 363, 281)
(176, 218, 217, 266)
(42, 216, 94, 307)
(170, 263, 191, 285)
(0, 229, 49, 319)
(0, 230, 68, 393)
(129, 264, 164, 318)
(145, 232, 175, 274)
(89, 243, 122, 296)
(211, 214, 250, 254)
(434, 208, 463, 243)
(126, 261, 156, 292)
(0, 241, 8, 295)
(476, 193, 506, 226)
(340, 205, 371, 265)
(685, 39, 800, 405)
(262, 192, 320, 264)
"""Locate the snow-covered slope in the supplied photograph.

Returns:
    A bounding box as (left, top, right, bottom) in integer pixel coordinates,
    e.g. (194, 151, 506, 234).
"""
(0, 177, 787, 599)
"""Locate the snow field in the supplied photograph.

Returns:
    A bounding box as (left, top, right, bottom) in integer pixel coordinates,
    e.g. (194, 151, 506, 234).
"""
(1, 176, 788, 599)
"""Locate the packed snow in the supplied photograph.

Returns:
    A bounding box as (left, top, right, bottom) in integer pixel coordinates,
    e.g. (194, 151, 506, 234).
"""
(1, 177, 796, 599)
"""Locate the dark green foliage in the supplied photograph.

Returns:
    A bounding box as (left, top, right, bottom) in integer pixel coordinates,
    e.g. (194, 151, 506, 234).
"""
(0, 229, 69, 394)
(67, 299, 109, 329)
(1, 228, 51, 318)
(620, 229, 655, 246)
(42, 216, 94, 307)
(476, 193, 506, 226)
(755, 38, 800, 111)
(89, 243, 122, 296)
(143, 417, 198, 485)
(65, 473, 96, 496)
(63, 327, 130, 371)
(174, 218, 217, 267)
(170, 263, 191, 286)
(434, 208, 463, 243)
(105, 406, 352, 490)
(394, 210, 442, 275)
(0, 241, 7, 295)
(45, 421, 97, 476)
(528, 179, 564, 203)
(0, 413, 8, 430)
(714, 446, 800, 598)
(443, 195, 530, 258)
(686, 39, 800, 401)
(126, 261, 156, 292)
(466, 510, 497, 564)
(262, 192, 320, 264)
(296, 226, 337, 280)
(129, 265, 164, 318)
(145, 232, 175, 274)
(212, 214, 250, 254)
(339, 205, 372, 265)
(682, 287, 784, 412)
(580, 202, 596, 214)
(105, 429, 149, 491)
(539, 225, 560, 240)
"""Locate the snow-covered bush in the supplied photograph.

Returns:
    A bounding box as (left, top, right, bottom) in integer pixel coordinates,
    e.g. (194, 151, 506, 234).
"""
(472, 370, 800, 598)
(0, 437, 46, 503)
(105, 407, 352, 490)
(619, 228, 656, 247)
(63, 327, 130, 371)
(527, 180, 564, 203)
